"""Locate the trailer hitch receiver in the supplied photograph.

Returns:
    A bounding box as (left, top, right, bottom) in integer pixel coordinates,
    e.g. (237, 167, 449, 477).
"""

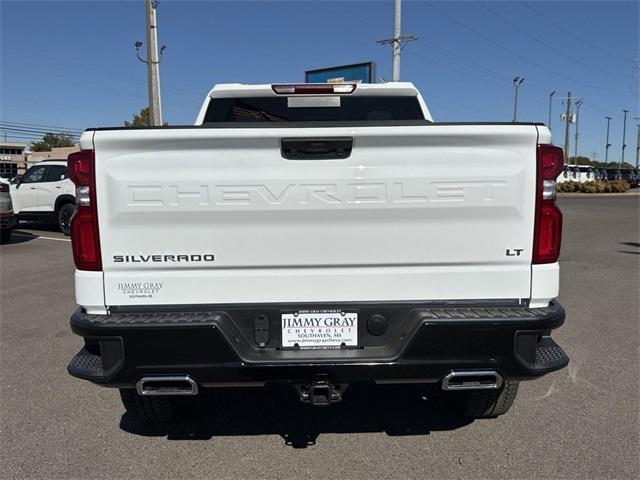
(295, 380, 346, 406)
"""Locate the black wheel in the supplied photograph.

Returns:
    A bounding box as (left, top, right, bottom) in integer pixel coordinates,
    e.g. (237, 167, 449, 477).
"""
(119, 389, 181, 424)
(0, 229, 11, 244)
(445, 380, 519, 419)
(57, 203, 75, 236)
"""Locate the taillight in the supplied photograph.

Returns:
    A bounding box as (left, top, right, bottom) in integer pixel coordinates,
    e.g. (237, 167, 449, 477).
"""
(68, 149, 101, 271)
(533, 144, 563, 264)
(271, 84, 356, 95)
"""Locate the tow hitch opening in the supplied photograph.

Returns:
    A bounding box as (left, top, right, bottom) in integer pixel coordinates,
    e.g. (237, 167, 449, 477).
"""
(295, 380, 347, 406)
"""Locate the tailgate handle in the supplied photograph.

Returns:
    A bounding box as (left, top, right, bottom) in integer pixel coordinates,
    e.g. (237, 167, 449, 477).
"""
(281, 137, 353, 160)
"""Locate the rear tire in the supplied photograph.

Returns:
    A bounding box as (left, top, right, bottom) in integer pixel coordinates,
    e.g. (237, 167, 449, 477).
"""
(446, 380, 519, 418)
(119, 389, 180, 424)
(0, 229, 11, 244)
(57, 203, 75, 236)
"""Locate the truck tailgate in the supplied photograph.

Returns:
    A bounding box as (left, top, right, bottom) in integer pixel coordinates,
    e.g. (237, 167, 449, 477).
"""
(91, 124, 539, 306)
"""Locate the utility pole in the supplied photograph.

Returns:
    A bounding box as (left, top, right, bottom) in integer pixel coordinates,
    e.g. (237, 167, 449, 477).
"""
(548, 90, 556, 132)
(605, 116, 612, 163)
(563, 92, 572, 162)
(376, 0, 417, 81)
(512, 77, 525, 122)
(620, 109, 628, 168)
(392, 0, 401, 81)
(573, 99, 583, 160)
(134, 0, 166, 126)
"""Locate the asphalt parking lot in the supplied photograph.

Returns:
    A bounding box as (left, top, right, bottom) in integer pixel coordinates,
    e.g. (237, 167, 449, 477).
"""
(1, 195, 638, 480)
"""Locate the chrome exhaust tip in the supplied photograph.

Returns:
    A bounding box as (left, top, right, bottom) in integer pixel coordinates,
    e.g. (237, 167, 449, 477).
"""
(136, 375, 199, 396)
(441, 370, 503, 391)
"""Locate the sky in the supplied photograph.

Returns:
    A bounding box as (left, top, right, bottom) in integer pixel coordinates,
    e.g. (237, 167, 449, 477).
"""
(1, 0, 638, 163)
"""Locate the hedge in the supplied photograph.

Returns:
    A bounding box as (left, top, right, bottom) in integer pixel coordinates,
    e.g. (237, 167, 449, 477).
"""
(556, 180, 630, 193)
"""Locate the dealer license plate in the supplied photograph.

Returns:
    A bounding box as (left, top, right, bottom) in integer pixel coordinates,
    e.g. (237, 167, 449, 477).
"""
(281, 310, 358, 349)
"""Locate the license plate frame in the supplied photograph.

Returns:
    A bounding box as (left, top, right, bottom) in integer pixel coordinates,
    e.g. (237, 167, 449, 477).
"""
(281, 309, 358, 349)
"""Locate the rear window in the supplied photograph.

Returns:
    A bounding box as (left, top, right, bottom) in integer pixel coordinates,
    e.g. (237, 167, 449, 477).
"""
(203, 96, 425, 123)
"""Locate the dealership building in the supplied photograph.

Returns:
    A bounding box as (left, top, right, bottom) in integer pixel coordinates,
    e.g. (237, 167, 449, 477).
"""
(0, 142, 80, 179)
(0, 142, 26, 178)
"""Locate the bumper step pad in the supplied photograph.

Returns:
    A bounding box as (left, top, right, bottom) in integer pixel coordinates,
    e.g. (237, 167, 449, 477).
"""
(534, 337, 569, 371)
(68, 347, 105, 379)
(67, 339, 124, 383)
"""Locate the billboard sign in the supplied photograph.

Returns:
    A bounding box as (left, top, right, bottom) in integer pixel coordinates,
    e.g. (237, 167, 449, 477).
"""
(305, 62, 376, 84)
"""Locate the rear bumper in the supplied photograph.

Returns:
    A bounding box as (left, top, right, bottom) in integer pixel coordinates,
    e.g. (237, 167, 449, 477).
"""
(67, 300, 569, 388)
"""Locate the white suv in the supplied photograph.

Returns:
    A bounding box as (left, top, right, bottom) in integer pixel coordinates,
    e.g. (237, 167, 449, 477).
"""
(10, 160, 75, 234)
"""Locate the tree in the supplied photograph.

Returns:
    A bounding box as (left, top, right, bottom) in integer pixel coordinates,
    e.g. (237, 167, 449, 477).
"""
(30, 133, 75, 152)
(567, 156, 593, 166)
(124, 107, 151, 127)
(567, 156, 635, 169)
(124, 107, 167, 126)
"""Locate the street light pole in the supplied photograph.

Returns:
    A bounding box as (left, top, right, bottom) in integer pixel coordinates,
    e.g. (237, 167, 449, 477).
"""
(620, 109, 628, 168)
(605, 116, 612, 163)
(634, 118, 640, 168)
(548, 90, 556, 132)
(512, 77, 524, 122)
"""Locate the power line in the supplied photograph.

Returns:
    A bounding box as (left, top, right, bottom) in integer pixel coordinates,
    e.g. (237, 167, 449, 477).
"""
(424, 2, 625, 94)
(0, 131, 45, 139)
(417, 38, 549, 94)
(0, 127, 80, 138)
(580, 100, 615, 116)
(0, 132, 70, 141)
(312, 0, 549, 97)
(3, 50, 201, 98)
(479, 1, 617, 78)
(310, 0, 530, 119)
(404, 50, 544, 120)
(7, 58, 195, 110)
(313, 0, 530, 90)
(522, 2, 632, 64)
(405, 50, 510, 90)
(1, 135, 43, 142)
(0, 121, 84, 133)
(0, 124, 81, 145)
(0, 124, 81, 135)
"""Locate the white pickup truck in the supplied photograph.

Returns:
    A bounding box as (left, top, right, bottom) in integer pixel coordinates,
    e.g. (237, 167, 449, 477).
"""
(67, 82, 568, 424)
